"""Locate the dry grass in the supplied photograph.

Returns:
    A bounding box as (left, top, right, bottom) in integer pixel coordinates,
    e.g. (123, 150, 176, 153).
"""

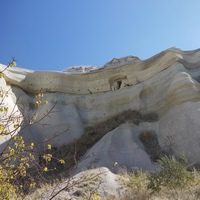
(25, 166, 200, 200)
(122, 156, 200, 200)
(111, 167, 200, 200)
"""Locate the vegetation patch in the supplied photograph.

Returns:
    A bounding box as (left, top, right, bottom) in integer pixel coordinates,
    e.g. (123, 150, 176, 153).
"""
(43, 110, 159, 179)
(124, 155, 200, 200)
(147, 155, 195, 192)
(26, 156, 200, 200)
(139, 131, 164, 161)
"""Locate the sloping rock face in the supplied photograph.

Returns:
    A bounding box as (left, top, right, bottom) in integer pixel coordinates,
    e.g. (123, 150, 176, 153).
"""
(1, 48, 200, 171)
(74, 123, 157, 173)
(40, 167, 127, 200)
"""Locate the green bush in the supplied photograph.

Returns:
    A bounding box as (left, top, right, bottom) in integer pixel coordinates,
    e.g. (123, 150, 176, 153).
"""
(148, 155, 195, 192)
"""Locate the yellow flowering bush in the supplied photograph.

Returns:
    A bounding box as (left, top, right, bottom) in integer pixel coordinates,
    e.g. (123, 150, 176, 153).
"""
(0, 59, 65, 198)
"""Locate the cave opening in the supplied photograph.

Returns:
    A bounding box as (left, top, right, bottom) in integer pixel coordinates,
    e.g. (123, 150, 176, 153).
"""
(117, 80, 122, 89)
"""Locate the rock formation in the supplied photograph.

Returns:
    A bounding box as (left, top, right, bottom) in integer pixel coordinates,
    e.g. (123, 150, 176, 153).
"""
(1, 47, 200, 173)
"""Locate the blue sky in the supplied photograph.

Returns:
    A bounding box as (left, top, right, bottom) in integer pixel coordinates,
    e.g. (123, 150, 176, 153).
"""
(1, 1, 200, 71)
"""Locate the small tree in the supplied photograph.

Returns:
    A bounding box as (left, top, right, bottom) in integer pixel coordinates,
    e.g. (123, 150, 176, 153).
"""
(0, 59, 66, 198)
(0, 59, 114, 200)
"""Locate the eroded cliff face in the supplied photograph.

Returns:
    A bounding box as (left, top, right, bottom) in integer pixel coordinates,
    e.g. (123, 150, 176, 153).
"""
(1, 47, 200, 171)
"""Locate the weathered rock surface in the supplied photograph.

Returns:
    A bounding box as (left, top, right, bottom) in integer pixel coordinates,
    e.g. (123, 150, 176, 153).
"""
(38, 167, 127, 200)
(1, 47, 200, 172)
(74, 123, 157, 173)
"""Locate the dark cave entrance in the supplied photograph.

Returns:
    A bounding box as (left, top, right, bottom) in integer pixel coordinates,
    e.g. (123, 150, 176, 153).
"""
(117, 80, 122, 89)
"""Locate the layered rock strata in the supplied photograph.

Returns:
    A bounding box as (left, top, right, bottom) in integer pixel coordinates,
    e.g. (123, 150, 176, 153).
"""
(1, 48, 200, 171)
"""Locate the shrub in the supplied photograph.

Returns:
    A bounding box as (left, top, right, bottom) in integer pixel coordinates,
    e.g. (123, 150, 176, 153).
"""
(0, 59, 63, 198)
(127, 169, 149, 193)
(0, 59, 104, 199)
(148, 155, 195, 192)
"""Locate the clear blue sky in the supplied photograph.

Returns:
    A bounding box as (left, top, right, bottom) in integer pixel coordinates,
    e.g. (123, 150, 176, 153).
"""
(1, 1, 200, 71)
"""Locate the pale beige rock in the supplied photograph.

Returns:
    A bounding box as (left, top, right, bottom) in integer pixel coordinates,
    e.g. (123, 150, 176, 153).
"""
(0, 77, 23, 149)
(75, 124, 157, 173)
(39, 167, 127, 200)
(1, 48, 200, 95)
(158, 102, 200, 164)
(1, 48, 200, 170)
